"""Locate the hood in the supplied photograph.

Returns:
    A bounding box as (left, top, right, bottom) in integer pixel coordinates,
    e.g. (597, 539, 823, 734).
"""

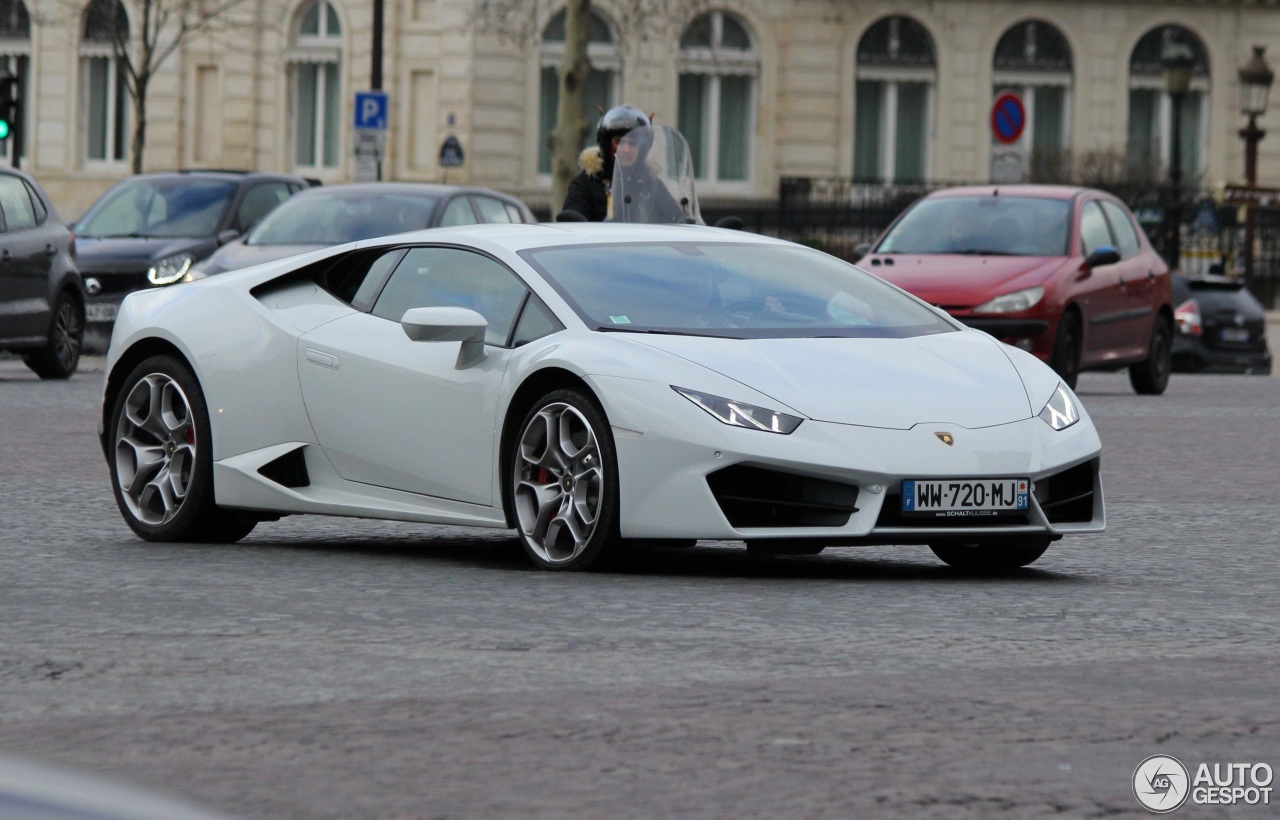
(864, 255, 1064, 308)
(196, 241, 327, 276)
(74, 236, 218, 272)
(629, 329, 1033, 429)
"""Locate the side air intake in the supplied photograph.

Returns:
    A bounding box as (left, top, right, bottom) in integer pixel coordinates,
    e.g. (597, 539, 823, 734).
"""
(258, 448, 311, 488)
(706, 465, 859, 528)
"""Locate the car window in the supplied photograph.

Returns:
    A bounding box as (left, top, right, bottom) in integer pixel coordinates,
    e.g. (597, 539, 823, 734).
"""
(512, 296, 563, 346)
(473, 196, 514, 223)
(1100, 200, 1142, 258)
(439, 198, 478, 226)
(22, 181, 47, 223)
(1079, 201, 1114, 256)
(0, 175, 37, 231)
(876, 196, 1070, 256)
(247, 191, 439, 245)
(371, 247, 528, 345)
(238, 184, 292, 232)
(76, 178, 237, 238)
(504, 202, 527, 223)
(350, 248, 408, 310)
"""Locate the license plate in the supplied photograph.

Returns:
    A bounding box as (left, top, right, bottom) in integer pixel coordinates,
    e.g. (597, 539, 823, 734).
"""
(86, 302, 119, 323)
(901, 478, 1029, 517)
(1220, 327, 1250, 343)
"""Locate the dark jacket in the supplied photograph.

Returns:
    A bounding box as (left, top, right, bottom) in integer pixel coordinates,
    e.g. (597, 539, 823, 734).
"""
(562, 147, 611, 222)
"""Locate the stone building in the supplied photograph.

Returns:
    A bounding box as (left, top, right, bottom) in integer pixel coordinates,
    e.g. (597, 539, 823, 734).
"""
(3, 0, 1278, 218)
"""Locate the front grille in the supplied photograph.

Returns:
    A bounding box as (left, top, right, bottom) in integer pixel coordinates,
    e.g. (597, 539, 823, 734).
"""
(706, 465, 859, 528)
(258, 448, 311, 488)
(1034, 459, 1096, 524)
(82, 271, 146, 296)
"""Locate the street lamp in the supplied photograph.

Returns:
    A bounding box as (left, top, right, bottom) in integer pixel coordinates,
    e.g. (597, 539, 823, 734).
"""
(1162, 39, 1196, 272)
(1238, 46, 1274, 284)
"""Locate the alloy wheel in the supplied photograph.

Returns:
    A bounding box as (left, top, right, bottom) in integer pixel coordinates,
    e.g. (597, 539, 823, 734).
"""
(114, 373, 197, 526)
(53, 300, 81, 373)
(512, 402, 604, 565)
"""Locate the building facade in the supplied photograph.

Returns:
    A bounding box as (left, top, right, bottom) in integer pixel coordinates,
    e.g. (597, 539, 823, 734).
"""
(5, 0, 1279, 218)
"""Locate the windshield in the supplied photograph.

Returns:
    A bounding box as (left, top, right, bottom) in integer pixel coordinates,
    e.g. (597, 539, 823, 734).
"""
(247, 191, 441, 245)
(520, 241, 957, 339)
(77, 178, 237, 239)
(876, 196, 1071, 256)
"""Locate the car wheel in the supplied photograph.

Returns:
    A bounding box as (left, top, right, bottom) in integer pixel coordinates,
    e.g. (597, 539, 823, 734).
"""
(1049, 312, 1080, 389)
(23, 292, 83, 380)
(508, 388, 621, 570)
(109, 355, 257, 543)
(929, 537, 1050, 571)
(1128, 315, 1172, 395)
(745, 540, 826, 556)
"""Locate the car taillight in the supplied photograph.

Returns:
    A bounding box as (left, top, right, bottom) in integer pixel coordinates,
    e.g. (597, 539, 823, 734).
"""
(1174, 298, 1201, 336)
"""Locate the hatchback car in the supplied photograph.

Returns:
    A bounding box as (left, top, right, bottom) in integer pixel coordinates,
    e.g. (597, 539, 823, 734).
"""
(73, 170, 313, 346)
(0, 166, 85, 379)
(1171, 272, 1272, 374)
(859, 185, 1174, 394)
(184, 182, 536, 280)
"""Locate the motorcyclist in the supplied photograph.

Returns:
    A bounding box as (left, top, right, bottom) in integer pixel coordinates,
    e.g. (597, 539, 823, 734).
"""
(561, 104, 651, 222)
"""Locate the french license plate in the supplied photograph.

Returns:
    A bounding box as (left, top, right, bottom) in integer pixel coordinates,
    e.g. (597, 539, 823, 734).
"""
(1220, 327, 1250, 343)
(901, 478, 1029, 517)
(86, 302, 119, 323)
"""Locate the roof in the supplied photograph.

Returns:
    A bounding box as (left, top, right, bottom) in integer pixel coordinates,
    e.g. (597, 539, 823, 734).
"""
(366, 221, 790, 253)
(925, 184, 1101, 201)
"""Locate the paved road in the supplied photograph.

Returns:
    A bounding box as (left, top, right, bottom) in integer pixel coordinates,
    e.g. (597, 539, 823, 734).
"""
(0, 359, 1277, 818)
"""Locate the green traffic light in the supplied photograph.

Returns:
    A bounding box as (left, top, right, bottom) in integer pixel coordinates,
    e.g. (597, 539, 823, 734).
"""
(0, 120, 9, 140)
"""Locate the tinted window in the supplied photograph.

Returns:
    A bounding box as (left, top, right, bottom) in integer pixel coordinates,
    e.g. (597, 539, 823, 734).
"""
(77, 177, 237, 238)
(512, 297, 563, 346)
(440, 198, 478, 226)
(247, 190, 440, 245)
(22, 181, 47, 223)
(473, 196, 514, 223)
(371, 247, 528, 345)
(237, 184, 292, 232)
(876, 196, 1071, 256)
(521, 242, 956, 339)
(1079, 201, 1114, 255)
(0, 175, 37, 230)
(1100, 200, 1142, 258)
(348, 248, 408, 309)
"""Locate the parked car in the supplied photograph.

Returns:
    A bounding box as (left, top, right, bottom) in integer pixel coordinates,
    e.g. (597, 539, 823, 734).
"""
(100, 223, 1103, 572)
(857, 185, 1174, 394)
(1171, 271, 1272, 374)
(0, 166, 86, 379)
(73, 170, 314, 347)
(184, 182, 536, 281)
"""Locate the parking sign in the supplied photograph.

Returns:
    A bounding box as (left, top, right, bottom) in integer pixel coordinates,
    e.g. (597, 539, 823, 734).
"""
(354, 91, 388, 131)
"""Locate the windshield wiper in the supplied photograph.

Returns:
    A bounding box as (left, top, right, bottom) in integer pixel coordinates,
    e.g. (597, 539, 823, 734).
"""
(952, 249, 1019, 256)
(596, 326, 731, 338)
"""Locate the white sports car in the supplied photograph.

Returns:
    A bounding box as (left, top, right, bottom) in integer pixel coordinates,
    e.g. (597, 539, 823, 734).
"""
(99, 223, 1104, 571)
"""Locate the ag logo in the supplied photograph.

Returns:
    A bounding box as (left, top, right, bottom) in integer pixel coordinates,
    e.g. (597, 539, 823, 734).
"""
(935, 432, 954, 446)
(1133, 755, 1190, 813)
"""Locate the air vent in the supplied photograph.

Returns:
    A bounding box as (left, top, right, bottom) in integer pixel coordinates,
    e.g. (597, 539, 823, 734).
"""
(707, 465, 859, 528)
(258, 448, 310, 488)
(1034, 459, 1096, 524)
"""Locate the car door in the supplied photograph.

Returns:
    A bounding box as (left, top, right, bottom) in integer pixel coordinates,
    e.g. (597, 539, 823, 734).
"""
(1075, 198, 1129, 360)
(296, 245, 530, 504)
(1099, 199, 1158, 360)
(0, 173, 53, 341)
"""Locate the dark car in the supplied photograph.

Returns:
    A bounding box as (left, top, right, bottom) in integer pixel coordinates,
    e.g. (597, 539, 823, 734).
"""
(74, 170, 313, 347)
(1171, 272, 1272, 374)
(859, 185, 1174, 394)
(184, 182, 536, 280)
(0, 166, 85, 379)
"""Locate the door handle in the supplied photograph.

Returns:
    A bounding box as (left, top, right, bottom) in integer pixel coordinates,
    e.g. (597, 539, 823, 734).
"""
(44, 243, 56, 256)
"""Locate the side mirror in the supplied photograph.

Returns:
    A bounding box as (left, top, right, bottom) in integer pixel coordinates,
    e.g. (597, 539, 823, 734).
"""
(1082, 246, 1121, 269)
(713, 215, 744, 231)
(217, 229, 240, 246)
(400, 306, 488, 369)
(555, 208, 587, 222)
(852, 242, 873, 263)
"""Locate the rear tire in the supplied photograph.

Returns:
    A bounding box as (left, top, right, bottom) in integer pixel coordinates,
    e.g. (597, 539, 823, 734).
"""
(108, 355, 257, 543)
(23, 292, 83, 380)
(1128, 316, 1172, 395)
(929, 537, 1050, 571)
(1049, 312, 1081, 389)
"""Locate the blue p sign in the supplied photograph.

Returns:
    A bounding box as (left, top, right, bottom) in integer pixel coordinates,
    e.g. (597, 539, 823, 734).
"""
(355, 91, 388, 130)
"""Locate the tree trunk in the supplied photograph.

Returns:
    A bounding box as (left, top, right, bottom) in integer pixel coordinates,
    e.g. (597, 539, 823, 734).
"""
(550, 0, 592, 212)
(131, 76, 147, 174)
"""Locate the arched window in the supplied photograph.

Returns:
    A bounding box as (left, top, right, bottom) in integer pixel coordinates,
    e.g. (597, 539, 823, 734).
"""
(0, 0, 29, 162)
(991, 20, 1073, 181)
(1127, 25, 1210, 183)
(677, 11, 757, 184)
(855, 16, 935, 184)
(538, 8, 619, 175)
(288, 0, 342, 171)
(80, 0, 129, 165)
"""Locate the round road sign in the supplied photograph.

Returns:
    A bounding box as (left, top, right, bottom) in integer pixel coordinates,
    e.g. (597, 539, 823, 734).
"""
(991, 93, 1026, 145)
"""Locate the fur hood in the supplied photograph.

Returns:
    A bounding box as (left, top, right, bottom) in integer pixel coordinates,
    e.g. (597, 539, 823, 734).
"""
(579, 146, 605, 176)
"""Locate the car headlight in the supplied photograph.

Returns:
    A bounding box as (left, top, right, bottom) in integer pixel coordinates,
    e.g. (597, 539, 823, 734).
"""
(1038, 382, 1080, 431)
(180, 268, 209, 284)
(973, 286, 1044, 314)
(147, 253, 195, 286)
(672, 386, 803, 434)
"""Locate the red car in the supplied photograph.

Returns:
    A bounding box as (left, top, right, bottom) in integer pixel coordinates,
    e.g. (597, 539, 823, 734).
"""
(859, 185, 1174, 394)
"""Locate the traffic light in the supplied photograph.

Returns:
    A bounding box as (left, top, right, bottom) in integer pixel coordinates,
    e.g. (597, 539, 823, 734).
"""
(0, 71, 18, 142)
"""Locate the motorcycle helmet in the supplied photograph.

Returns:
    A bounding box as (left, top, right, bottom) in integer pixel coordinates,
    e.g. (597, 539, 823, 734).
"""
(596, 105, 651, 159)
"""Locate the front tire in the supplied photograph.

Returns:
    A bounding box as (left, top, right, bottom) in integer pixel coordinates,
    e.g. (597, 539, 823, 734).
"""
(929, 537, 1050, 571)
(508, 389, 621, 570)
(1049, 312, 1081, 390)
(23, 292, 83, 380)
(1129, 315, 1172, 395)
(108, 355, 256, 543)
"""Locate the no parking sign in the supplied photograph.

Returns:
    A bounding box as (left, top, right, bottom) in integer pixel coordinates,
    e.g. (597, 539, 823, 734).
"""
(991, 93, 1025, 145)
